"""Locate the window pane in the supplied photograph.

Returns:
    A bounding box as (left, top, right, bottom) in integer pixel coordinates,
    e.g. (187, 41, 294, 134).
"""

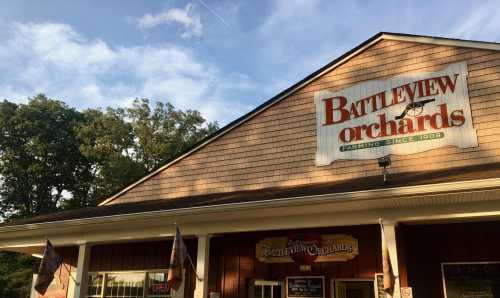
(87, 274, 104, 297)
(147, 272, 171, 297)
(264, 285, 271, 298)
(273, 285, 282, 298)
(255, 285, 263, 298)
(105, 273, 145, 298)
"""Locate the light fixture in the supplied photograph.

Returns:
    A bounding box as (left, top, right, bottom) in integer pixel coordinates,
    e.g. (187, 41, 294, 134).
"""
(377, 155, 391, 183)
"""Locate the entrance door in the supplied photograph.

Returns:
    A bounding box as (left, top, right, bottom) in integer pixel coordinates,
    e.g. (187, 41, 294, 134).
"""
(332, 279, 375, 298)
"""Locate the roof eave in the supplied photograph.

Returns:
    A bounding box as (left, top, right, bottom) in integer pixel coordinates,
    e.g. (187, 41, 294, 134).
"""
(5, 177, 500, 234)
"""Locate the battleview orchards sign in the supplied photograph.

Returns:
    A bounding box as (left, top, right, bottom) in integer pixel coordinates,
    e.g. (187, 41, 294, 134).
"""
(256, 233, 359, 264)
(314, 62, 478, 165)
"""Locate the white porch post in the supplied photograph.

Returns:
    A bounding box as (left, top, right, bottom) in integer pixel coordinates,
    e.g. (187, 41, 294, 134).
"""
(73, 243, 91, 298)
(384, 223, 401, 298)
(194, 234, 211, 298)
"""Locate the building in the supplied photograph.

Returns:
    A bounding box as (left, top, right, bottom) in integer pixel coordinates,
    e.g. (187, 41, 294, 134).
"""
(1, 32, 500, 298)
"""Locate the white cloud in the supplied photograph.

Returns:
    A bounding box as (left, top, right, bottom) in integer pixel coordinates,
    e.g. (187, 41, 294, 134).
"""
(0, 22, 255, 123)
(137, 3, 203, 39)
(451, 0, 500, 40)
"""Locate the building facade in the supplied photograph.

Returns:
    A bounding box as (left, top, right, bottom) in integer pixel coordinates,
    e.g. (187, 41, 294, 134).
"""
(2, 32, 500, 298)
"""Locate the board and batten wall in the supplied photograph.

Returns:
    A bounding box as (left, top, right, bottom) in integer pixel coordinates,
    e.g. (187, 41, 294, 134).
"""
(402, 221, 500, 298)
(207, 225, 382, 298)
(108, 39, 500, 204)
(88, 239, 198, 298)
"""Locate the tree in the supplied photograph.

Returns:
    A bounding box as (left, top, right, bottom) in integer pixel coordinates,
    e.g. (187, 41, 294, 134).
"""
(0, 95, 218, 213)
(0, 251, 37, 298)
(127, 98, 218, 171)
(0, 95, 218, 296)
(73, 98, 218, 205)
(0, 95, 87, 218)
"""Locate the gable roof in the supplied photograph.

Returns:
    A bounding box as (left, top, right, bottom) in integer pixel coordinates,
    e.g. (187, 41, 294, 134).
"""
(100, 32, 500, 206)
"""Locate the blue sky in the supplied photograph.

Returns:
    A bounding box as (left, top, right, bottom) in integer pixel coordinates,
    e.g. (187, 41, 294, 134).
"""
(0, 0, 499, 124)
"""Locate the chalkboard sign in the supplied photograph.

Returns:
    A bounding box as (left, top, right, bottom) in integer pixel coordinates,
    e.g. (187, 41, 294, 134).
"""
(442, 262, 500, 298)
(286, 276, 325, 298)
(374, 274, 387, 298)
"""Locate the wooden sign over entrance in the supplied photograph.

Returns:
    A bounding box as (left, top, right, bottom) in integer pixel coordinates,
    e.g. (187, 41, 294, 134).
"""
(256, 233, 358, 263)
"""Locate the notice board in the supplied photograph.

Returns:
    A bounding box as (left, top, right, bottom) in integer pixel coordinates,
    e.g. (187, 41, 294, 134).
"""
(442, 262, 500, 298)
(286, 276, 325, 298)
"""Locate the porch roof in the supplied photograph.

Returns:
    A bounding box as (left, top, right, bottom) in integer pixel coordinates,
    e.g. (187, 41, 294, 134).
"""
(2, 162, 500, 228)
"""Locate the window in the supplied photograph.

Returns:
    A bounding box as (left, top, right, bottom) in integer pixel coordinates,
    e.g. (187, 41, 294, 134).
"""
(105, 273, 144, 298)
(87, 271, 176, 298)
(249, 280, 284, 298)
(147, 272, 170, 298)
(87, 274, 104, 297)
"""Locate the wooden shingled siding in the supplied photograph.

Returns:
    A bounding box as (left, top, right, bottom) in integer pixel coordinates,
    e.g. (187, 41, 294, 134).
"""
(207, 225, 382, 298)
(108, 39, 500, 204)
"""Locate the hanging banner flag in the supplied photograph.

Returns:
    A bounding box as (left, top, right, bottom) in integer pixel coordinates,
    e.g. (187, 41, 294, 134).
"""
(314, 61, 478, 165)
(379, 220, 395, 296)
(34, 240, 63, 295)
(167, 225, 188, 291)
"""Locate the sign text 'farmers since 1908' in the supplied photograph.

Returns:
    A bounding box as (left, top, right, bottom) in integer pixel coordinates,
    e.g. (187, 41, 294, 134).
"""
(314, 62, 478, 165)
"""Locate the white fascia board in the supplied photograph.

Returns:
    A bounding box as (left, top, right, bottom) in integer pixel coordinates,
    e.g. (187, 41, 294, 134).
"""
(3, 177, 500, 235)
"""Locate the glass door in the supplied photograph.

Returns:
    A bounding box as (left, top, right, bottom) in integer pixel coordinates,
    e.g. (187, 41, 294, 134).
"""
(332, 279, 375, 298)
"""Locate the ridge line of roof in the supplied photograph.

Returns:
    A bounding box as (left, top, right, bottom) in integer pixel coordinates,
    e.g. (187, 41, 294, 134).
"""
(99, 31, 500, 206)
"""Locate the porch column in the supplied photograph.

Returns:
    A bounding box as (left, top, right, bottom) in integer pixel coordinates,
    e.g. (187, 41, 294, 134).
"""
(385, 223, 401, 298)
(194, 234, 211, 298)
(73, 242, 91, 298)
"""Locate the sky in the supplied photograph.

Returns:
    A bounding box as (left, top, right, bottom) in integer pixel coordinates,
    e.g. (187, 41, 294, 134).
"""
(0, 0, 499, 125)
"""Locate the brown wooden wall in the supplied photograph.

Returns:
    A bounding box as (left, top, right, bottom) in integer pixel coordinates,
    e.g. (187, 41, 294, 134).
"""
(401, 220, 500, 298)
(108, 39, 500, 205)
(88, 239, 197, 298)
(208, 225, 382, 298)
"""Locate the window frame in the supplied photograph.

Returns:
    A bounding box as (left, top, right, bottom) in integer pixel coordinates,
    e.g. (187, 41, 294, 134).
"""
(86, 270, 174, 298)
(248, 279, 284, 298)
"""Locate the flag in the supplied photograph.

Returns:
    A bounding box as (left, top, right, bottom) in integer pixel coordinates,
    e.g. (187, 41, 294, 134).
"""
(34, 240, 63, 295)
(167, 225, 188, 291)
(380, 219, 395, 295)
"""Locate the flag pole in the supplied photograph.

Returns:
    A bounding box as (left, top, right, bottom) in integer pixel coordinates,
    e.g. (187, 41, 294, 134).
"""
(173, 223, 203, 281)
(62, 263, 79, 285)
(187, 253, 203, 281)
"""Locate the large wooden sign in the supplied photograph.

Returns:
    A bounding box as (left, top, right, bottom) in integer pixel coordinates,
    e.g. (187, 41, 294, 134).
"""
(286, 277, 325, 298)
(256, 233, 358, 264)
(442, 262, 500, 298)
(314, 62, 478, 165)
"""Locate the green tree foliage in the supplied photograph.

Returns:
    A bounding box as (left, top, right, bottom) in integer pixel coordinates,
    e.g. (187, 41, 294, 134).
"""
(0, 95, 87, 218)
(73, 98, 219, 206)
(0, 251, 37, 298)
(0, 95, 219, 296)
(0, 96, 218, 214)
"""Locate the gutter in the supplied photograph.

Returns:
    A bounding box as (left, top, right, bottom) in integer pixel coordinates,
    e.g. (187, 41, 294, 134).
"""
(2, 177, 500, 234)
